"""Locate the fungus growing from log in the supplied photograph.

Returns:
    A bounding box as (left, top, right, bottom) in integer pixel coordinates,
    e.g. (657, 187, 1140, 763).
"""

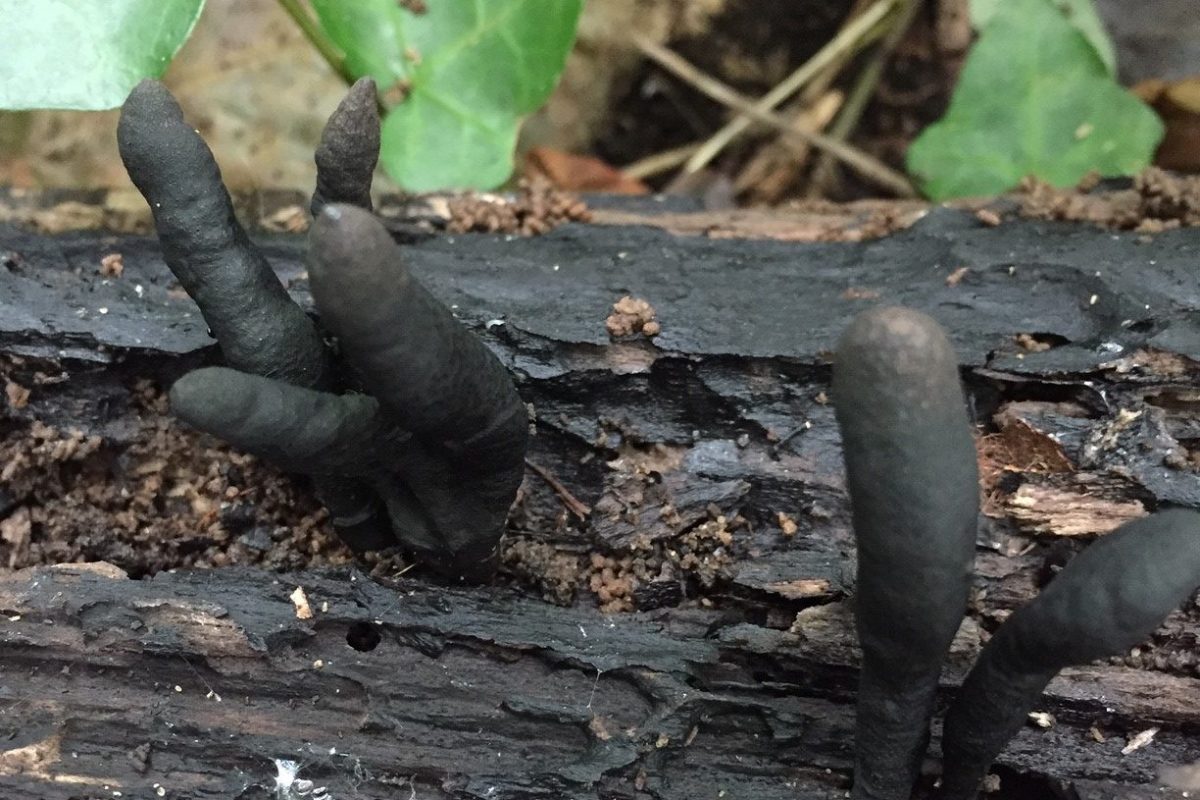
(834, 307, 980, 800)
(835, 306, 1200, 800)
(937, 509, 1200, 800)
(117, 79, 528, 582)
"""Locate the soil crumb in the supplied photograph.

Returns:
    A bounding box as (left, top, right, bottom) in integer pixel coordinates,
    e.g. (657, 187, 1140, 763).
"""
(99, 252, 124, 278)
(0, 381, 352, 575)
(1017, 168, 1200, 231)
(606, 295, 661, 338)
(446, 178, 591, 235)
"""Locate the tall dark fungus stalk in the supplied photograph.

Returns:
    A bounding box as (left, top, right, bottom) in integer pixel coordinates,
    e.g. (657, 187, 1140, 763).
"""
(835, 306, 1200, 800)
(117, 79, 528, 582)
(937, 510, 1200, 800)
(834, 307, 980, 800)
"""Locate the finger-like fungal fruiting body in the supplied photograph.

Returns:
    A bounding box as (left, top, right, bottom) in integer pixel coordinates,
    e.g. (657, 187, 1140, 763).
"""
(311, 77, 380, 216)
(308, 205, 530, 571)
(833, 307, 980, 800)
(119, 81, 528, 579)
(169, 367, 404, 476)
(938, 509, 1200, 800)
(119, 79, 397, 554)
(117, 80, 331, 388)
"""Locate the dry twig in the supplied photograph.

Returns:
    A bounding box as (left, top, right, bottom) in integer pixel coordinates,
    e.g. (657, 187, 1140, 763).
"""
(633, 35, 916, 197)
(679, 0, 903, 175)
(807, 0, 922, 197)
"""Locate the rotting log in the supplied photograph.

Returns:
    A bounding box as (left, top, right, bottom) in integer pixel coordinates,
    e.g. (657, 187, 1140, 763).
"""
(0, 563, 1197, 800)
(2, 195, 1200, 799)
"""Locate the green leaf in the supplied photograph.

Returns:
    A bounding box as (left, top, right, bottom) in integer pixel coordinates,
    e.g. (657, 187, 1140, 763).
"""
(969, 0, 1116, 76)
(310, 0, 583, 191)
(907, 0, 1162, 201)
(0, 0, 205, 110)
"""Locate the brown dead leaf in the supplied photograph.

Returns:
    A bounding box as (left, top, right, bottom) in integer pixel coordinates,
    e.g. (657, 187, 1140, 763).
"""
(1136, 76, 1200, 172)
(525, 147, 649, 195)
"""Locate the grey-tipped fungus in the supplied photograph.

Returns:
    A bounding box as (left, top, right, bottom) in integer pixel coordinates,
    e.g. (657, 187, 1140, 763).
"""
(833, 307, 980, 800)
(937, 509, 1200, 800)
(118, 80, 527, 581)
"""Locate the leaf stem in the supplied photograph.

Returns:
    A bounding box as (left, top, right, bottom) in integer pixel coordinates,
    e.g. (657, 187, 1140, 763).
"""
(276, 0, 355, 85)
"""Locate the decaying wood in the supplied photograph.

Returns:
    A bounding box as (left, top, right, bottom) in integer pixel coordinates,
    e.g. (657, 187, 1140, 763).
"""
(0, 563, 1197, 800)
(3, 194, 1200, 798)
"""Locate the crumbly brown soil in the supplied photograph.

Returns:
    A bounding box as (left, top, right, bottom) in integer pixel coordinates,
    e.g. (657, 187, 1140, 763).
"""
(0, 380, 351, 576)
(0, 375, 743, 612)
(1016, 168, 1200, 231)
(444, 178, 592, 235)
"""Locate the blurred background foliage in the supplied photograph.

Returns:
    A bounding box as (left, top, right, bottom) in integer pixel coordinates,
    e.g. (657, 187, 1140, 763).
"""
(0, 0, 1197, 202)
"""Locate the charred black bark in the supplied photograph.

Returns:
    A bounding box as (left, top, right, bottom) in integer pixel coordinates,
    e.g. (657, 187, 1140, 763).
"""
(3, 196, 1200, 799)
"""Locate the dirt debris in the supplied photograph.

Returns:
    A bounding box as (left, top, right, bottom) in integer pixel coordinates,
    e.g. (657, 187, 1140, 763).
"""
(502, 539, 582, 605)
(505, 462, 745, 611)
(605, 295, 660, 338)
(260, 204, 309, 234)
(974, 208, 1002, 227)
(945, 266, 969, 286)
(98, 252, 124, 278)
(0, 382, 350, 575)
(446, 178, 591, 235)
(840, 286, 881, 301)
(1017, 168, 1200, 231)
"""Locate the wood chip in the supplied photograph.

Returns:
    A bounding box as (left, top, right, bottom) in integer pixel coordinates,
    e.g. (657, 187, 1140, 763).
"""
(975, 208, 1002, 226)
(1005, 483, 1145, 537)
(4, 380, 30, 409)
(946, 266, 969, 286)
(1, 507, 32, 569)
(1122, 727, 1159, 755)
(764, 578, 832, 600)
(1028, 711, 1055, 729)
(290, 586, 314, 620)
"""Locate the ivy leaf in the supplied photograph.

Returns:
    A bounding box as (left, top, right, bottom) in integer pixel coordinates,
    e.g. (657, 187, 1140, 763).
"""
(969, 0, 1116, 75)
(310, 0, 583, 191)
(907, 0, 1162, 201)
(0, 0, 205, 110)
